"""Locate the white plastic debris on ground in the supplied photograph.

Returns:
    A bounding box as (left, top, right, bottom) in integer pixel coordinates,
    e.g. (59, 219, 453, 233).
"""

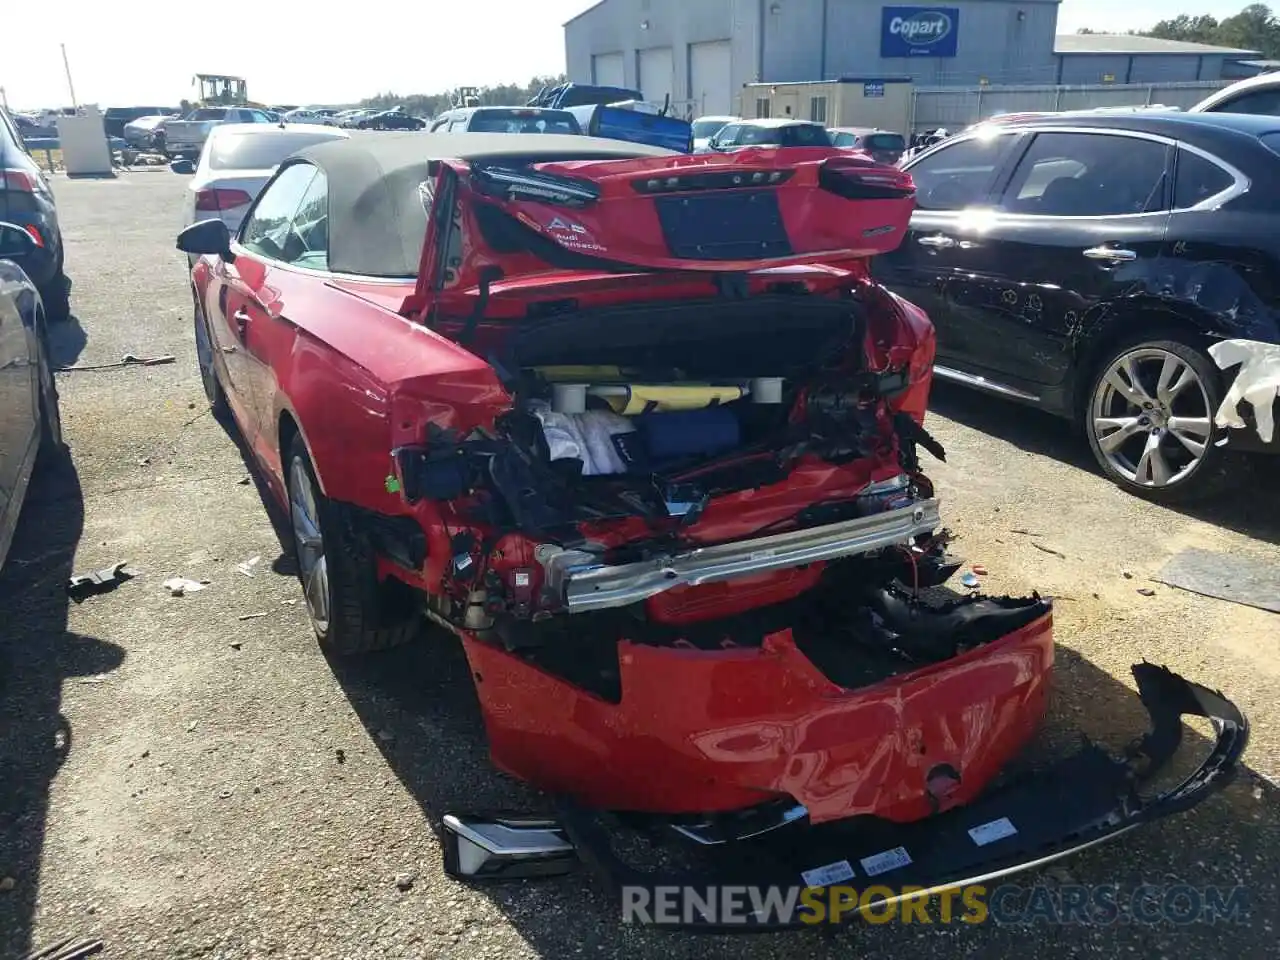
(527, 400, 636, 475)
(1208, 339, 1280, 443)
(163, 577, 208, 597)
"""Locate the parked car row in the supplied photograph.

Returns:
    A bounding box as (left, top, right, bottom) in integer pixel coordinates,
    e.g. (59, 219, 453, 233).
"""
(691, 115, 907, 165)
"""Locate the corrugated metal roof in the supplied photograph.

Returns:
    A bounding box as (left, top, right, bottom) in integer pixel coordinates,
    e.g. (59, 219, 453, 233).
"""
(1054, 34, 1260, 57)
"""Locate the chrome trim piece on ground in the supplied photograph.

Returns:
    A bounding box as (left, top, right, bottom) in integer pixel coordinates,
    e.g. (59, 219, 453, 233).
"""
(442, 814, 578, 880)
(552, 498, 941, 614)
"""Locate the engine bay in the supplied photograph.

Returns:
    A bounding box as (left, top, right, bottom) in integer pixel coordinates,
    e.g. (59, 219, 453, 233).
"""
(389, 288, 955, 649)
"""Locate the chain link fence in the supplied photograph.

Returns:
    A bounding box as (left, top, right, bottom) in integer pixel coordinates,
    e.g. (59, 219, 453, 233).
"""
(909, 81, 1232, 134)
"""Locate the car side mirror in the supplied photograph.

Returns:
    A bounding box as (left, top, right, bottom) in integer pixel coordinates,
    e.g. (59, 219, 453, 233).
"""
(0, 221, 38, 258)
(169, 158, 195, 175)
(177, 218, 234, 262)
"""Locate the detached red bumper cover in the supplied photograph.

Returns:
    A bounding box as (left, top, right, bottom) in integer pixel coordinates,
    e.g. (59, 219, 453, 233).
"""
(460, 610, 1053, 822)
(443, 658, 1247, 929)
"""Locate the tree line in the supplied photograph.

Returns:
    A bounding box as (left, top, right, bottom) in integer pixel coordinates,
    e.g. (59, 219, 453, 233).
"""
(359, 75, 568, 118)
(1079, 3, 1280, 59)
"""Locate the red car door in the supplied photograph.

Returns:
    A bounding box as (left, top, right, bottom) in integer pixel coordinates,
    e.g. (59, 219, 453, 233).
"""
(202, 260, 256, 429)
(215, 163, 321, 448)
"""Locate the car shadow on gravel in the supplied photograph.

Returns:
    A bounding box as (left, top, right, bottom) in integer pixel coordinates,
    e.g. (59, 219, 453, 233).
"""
(0, 451, 125, 959)
(46, 313, 87, 370)
(929, 382, 1280, 545)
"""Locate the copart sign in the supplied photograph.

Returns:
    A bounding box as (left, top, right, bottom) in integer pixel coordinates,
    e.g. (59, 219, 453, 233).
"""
(881, 6, 960, 58)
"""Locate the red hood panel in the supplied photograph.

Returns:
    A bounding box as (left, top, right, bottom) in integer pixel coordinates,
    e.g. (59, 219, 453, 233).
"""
(459, 148, 916, 275)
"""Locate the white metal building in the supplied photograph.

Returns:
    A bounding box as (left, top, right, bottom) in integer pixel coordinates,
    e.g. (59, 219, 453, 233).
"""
(563, 0, 1260, 118)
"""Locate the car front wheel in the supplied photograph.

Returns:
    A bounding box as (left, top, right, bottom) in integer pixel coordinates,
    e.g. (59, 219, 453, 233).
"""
(37, 327, 63, 459)
(193, 296, 229, 416)
(1085, 338, 1238, 502)
(286, 436, 420, 655)
(40, 257, 71, 323)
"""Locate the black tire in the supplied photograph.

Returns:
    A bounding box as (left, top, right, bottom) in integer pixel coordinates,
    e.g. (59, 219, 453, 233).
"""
(285, 435, 420, 655)
(36, 327, 64, 460)
(39, 271, 71, 324)
(193, 294, 229, 417)
(1083, 336, 1240, 503)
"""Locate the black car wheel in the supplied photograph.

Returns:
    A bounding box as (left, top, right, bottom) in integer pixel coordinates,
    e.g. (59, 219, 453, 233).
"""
(40, 257, 71, 323)
(285, 435, 420, 655)
(1084, 337, 1238, 502)
(193, 294, 229, 416)
(36, 323, 64, 460)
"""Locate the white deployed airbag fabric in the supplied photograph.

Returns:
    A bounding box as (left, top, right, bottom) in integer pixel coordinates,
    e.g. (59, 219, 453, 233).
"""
(528, 401, 636, 475)
(1208, 339, 1280, 443)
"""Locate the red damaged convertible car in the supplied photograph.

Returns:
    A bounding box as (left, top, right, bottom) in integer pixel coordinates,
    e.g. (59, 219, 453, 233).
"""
(177, 132, 1246, 926)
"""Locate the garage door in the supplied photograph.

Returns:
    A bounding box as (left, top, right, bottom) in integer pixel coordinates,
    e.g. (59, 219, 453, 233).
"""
(592, 52, 625, 88)
(689, 40, 732, 116)
(638, 47, 675, 106)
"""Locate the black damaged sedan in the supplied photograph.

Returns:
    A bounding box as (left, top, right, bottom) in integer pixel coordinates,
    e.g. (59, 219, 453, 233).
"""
(875, 110, 1280, 502)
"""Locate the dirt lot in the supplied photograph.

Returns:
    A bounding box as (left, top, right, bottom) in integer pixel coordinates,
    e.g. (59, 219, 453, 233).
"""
(1, 172, 1277, 959)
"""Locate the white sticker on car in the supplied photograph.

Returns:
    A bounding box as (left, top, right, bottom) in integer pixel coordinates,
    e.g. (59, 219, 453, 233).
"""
(968, 817, 1018, 846)
(859, 846, 912, 877)
(801, 860, 856, 887)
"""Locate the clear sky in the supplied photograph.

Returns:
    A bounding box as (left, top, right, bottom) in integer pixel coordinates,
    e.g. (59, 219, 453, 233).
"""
(0, 0, 1254, 110)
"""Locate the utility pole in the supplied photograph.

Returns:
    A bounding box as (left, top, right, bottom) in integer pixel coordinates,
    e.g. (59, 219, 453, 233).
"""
(61, 44, 78, 108)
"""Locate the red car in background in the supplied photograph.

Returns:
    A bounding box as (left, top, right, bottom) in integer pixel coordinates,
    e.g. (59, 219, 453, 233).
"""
(177, 133, 1245, 926)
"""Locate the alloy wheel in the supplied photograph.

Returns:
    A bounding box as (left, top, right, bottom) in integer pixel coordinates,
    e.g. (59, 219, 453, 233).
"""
(1089, 347, 1214, 490)
(288, 457, 331, 634)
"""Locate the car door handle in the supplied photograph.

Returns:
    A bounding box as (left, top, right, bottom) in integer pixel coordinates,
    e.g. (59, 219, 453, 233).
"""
(917, 234, 956, 250)
(233, 308, 250, 335)
(1083, 246, 1137, 262)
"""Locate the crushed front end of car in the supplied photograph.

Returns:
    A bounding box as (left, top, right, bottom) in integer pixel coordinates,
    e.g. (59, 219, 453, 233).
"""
(360, 145, 1247, 922)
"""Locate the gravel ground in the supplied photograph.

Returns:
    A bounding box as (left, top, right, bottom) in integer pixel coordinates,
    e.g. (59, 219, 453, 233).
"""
(0, 172, 1277, 960)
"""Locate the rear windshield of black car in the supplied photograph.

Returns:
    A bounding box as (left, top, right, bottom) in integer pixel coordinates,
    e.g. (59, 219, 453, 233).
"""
(863, 133, 905, 153)
(467, 110, 581, 135)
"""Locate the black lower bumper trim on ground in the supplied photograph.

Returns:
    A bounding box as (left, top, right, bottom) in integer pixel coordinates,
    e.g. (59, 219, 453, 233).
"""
(546, 663, 1247, 930)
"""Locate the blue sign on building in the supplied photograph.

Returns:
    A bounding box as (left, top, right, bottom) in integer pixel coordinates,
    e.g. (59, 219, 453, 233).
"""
(880, 6, 960, 58)
(864, 82, 886, 98)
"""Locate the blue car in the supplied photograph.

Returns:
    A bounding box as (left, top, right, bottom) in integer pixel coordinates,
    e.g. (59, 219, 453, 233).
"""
(0, 221, 63, 570)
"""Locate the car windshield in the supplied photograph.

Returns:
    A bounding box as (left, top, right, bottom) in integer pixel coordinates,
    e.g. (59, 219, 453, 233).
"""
(191, 109, 228, 121)
(209, 131, 342, 170)
(468, 110, 581, 134)
(692, 119, 732, 139)
(863, 133, 905, 153)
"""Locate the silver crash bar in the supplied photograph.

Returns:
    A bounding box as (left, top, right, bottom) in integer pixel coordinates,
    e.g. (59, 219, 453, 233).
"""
(540, 498, 940, 614)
